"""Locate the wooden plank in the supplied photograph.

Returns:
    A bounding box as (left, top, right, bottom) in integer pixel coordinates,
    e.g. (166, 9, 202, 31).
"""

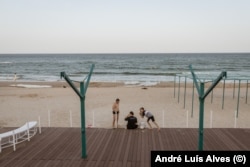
(204, 129, 224, 150)
(188, 128, 198, 150)
(156, 131, 164, 150)
(165, 129, 177, 150)
(1, 128, 250, 167)
(50, 129, 79, 160)
(33, 160, 49, 167)
(223, 129, 250, 149)
(121, 130, 132, 167)
(131, 130, 139, 163)
(136, 129, 142, 163)
(102, 129, 121, 167)
(30, 128, 67, 160)
(85, 160, 96, 167)
(94, 129, 115, 167)
(112, 129, 126, 166)
(159, 128, 171, 150)
(85, 129, 108, 161)
(140, 129, 146, 167)
(143, 130, 150, 167)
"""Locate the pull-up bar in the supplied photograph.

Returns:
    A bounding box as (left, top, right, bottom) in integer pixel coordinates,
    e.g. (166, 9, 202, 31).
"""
(174, 74, 249, 118)
(189, 65, 227, 151)
(60, 64, 95, 158)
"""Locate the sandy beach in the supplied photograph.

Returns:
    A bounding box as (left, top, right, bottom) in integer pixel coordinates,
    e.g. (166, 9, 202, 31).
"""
(0, 81, 249, 129)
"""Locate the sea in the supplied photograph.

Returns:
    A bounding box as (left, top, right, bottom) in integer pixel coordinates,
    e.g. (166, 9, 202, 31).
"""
(0, 53, 250, 86)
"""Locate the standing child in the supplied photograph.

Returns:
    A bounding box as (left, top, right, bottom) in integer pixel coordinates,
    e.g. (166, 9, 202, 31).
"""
(139, 107, 160, 131)
(112, 98, 120, 128)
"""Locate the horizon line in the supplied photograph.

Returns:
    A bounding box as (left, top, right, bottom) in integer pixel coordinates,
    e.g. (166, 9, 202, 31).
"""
(1, 52, 250, 55)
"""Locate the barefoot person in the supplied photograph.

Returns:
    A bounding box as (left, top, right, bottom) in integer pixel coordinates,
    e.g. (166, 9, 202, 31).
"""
(125, 111, 138, 129)
(139, 107, 160, 131)
(112, 98, 120, 128)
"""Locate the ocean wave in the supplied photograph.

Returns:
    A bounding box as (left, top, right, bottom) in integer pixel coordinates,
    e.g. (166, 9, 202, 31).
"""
(0, 61, 13, 64)
(121, 72, 176, 76)
(10, 84, 51, 88)
(0, 74, 18, 80)
(70, 71, 179, 76)
(1, 53, 250, 84)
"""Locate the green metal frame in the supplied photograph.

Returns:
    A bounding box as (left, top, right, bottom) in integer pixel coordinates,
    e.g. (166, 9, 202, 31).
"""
(236, 80, 241, 117)
(189, 65, 227, 150)
(222, 78, 226, 109)
(60, 64, 95, 158)
(184, 76, 187, 108)
(191, 80, 194, 117)
(246, 80, 249, 104)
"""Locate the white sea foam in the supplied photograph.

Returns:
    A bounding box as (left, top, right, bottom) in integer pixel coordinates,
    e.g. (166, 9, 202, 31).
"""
(0, 61, 12, 64)
(10, 84, 51, 88)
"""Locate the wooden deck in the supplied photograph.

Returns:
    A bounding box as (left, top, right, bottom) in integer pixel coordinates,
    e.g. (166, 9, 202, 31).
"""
(0, 128, 250, 167)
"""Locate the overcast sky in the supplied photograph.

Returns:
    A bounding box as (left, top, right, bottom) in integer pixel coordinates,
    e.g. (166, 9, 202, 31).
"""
(0, 0, 249, 53)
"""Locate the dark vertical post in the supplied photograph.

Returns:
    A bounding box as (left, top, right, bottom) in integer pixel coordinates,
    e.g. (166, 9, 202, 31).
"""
(198, 83, 205, 151)
(246, 80, 248, 104)
(222, 79, 226, 109)
(191, 80, 194, 117)
(184, 76, 187, 108)
(178, 76, 180, 103)
(80, 82, 87, 158)
(233, 79, 236, 99)
(237, 80, 241, 118)
(174, 76, 176, 98)
(211, 81, 214, 104)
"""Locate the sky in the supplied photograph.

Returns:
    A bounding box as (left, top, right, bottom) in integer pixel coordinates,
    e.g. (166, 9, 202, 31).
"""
(0, 0, 250, 53)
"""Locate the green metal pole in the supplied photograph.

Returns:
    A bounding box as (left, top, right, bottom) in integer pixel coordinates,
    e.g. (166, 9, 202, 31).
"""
(178, 76, 180, 103)
(84, 64, 95, 93)
(246, 80, 248, 104)
(60, 64, 94, 159)
(60, 72, 82, 98)
(174, 76, 176, 98)
(236, 80, 241, 118)
(191, 79, 194, 118)
(211, 81, 213, 104)
(198, 83, 205, 151)
(233, 80, 235, 99)
(189, 65, 226, 151)
(184, 76, 187, 109)
(222, 79, 225, 109)
(80, 82, 87, 158)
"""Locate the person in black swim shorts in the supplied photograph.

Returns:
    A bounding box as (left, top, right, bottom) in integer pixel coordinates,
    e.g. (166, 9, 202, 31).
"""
(112, 98, 120, 128)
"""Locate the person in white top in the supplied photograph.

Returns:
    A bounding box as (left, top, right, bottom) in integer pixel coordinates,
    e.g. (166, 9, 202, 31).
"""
(139, 107, 160, 131)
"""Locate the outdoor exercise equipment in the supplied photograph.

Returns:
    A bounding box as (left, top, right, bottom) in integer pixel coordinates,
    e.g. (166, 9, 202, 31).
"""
(60, 64, 95, 158)
(189, 65, 227, 151)
(173, 64, 249, 150)
(174, 74, 249, 118)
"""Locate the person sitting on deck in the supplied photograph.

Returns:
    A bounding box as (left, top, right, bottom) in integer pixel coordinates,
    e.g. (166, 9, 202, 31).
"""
(124, 111, 138, 129)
